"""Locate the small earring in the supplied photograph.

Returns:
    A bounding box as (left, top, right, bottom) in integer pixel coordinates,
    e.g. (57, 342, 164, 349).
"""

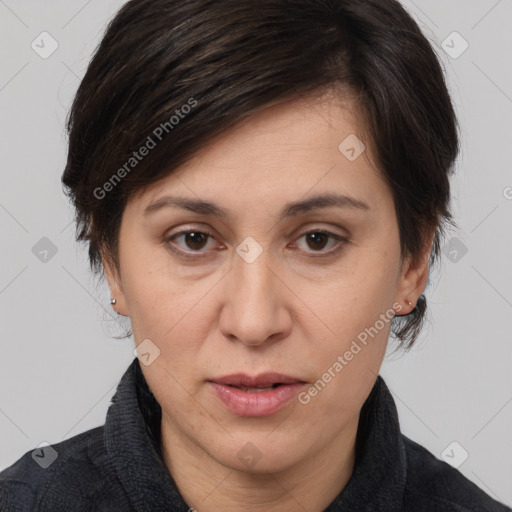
(110, 298, 121, 316)
(406, 300, 412, 306)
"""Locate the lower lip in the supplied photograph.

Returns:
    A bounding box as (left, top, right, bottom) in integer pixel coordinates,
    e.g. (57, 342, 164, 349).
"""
(208, 382, 305, 417)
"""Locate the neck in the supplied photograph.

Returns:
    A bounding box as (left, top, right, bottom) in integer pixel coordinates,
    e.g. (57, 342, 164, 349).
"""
(160, 413, 359, 512)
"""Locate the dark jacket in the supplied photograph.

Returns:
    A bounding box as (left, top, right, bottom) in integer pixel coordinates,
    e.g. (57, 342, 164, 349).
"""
(1, 358, 510, 511)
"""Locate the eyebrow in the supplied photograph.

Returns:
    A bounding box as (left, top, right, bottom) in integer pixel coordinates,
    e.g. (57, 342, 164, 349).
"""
(143, 192, 370, 221)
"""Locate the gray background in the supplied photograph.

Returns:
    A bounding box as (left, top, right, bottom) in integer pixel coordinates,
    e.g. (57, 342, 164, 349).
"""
(0, 0, 511, 506)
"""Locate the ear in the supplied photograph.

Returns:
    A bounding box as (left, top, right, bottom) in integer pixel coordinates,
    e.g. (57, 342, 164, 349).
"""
(103, 255, 128, 317)
(394, 229, 435, 314)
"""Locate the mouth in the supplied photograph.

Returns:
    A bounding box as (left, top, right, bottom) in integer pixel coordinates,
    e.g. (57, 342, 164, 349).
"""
(207, 373, 306, 417)
(209, 372, 305, 388)
(223, 383, 284, 392)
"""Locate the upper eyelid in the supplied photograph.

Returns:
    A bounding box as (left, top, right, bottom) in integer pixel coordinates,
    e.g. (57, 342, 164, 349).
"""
(166, 225, 346, 241)
(166, 221, 349, 238)
(166, 227, 347, 253)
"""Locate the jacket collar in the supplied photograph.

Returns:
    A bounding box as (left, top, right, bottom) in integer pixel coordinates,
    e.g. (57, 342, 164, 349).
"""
(104, 358, 407, 511)
(104, 359, 190, 510)
(326, 374, 407, 511)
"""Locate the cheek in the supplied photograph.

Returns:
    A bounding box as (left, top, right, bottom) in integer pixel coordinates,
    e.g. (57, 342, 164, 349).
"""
(299, 295, 391, 421)
(120, 238, 200, 338)
(299, 246, 399, 391)
(310, 250, 398, 340)
(123, 266, 219, 390)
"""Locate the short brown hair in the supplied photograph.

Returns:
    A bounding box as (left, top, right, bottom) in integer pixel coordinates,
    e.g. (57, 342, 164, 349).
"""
(62, 0, 460, 349)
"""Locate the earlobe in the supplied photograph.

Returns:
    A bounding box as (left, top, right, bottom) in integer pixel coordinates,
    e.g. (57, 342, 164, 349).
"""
(103, 257, 128, 316)
(395, 232, 434, 315)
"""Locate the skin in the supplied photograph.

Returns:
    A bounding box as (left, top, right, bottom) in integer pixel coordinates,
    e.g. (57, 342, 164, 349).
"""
(103, 90, 433, 512)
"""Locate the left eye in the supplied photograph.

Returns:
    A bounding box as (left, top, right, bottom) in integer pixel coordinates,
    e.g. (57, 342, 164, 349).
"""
(164, 229, 347, 258)
(292, 230, 345, 254)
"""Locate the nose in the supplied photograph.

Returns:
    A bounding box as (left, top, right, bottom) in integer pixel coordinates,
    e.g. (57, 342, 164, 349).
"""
(218, 248, 292, 347)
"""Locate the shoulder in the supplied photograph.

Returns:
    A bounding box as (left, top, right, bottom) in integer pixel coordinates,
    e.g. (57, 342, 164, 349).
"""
(402, 434, 511, 512)
(0, 426, 121, 511)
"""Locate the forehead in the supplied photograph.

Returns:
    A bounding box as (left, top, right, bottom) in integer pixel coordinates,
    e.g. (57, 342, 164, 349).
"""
(127, 92, 387, 218)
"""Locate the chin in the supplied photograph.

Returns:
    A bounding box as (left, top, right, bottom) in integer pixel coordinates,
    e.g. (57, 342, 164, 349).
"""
(210, 434, 306, 475)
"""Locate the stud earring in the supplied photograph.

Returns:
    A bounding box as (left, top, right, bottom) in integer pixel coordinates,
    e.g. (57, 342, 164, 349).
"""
(110, 297, 121, 316)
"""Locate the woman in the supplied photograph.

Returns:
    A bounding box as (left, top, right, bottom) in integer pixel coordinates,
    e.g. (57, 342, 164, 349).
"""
(1, 0, 510, 510)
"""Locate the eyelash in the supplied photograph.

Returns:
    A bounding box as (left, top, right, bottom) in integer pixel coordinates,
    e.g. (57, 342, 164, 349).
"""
(163, 228, 349, 260)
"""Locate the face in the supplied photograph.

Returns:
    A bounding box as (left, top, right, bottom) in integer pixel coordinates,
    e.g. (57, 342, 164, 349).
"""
(105, 91, 430, 476)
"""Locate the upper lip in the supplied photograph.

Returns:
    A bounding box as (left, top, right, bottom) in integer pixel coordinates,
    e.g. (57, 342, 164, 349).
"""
(209, 373, 305, 387)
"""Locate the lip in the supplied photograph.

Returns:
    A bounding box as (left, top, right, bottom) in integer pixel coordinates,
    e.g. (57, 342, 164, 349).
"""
(208, 373, 306, 417)
(210, 372, 304, 387)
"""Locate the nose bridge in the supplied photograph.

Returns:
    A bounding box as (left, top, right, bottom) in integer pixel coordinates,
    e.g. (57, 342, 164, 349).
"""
(220, 241, 287, 345)
(236, 244, 274, 297)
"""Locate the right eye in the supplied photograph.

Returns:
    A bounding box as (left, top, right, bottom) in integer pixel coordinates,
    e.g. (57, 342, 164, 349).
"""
(164, 228, 224, 259)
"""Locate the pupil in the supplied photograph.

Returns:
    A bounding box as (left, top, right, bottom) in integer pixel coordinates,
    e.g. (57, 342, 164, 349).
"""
(308, 232, 327, 250)
(186, 232, 207, 250)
